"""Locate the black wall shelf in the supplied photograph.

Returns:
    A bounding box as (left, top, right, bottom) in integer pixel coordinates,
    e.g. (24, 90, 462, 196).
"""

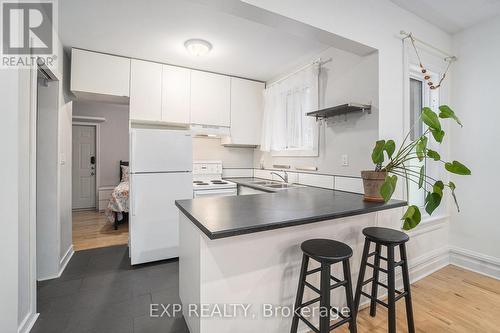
(307, 103, 371, 120)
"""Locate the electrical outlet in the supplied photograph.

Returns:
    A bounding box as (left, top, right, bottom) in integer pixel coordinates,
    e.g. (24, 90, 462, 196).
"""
(341, 154, 349, 166)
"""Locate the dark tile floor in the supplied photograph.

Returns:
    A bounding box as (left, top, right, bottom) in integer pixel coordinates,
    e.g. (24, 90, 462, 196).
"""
(32, 245, 189, 333)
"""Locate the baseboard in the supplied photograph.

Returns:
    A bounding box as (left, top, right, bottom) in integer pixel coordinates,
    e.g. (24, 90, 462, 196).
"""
(408, 246, 450, 283)
(450, 247, 500, 280)
(37, 245, 74, 281)
(59, 245, 74, 276)
(18, 312, 39, 333)
(296, 246, 450, 333)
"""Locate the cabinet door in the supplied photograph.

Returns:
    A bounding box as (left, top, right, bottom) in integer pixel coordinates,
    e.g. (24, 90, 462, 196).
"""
(129, 59, 162, 122)
(161, 65, 190, 124)
(226, 78, 264, 145)
(190, 70, 230, 127)
(70, 48, 130, 98)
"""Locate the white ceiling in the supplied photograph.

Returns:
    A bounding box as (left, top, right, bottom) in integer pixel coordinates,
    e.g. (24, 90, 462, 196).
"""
(390, 0, 500, 34)
(59, 0, 332, 81)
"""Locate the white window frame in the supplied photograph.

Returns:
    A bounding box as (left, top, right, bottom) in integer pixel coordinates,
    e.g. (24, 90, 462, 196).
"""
(407, 64, 441, 213)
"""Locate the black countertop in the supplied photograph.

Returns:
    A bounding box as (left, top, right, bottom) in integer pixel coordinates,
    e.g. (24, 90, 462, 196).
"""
(175, 178, 407, 240)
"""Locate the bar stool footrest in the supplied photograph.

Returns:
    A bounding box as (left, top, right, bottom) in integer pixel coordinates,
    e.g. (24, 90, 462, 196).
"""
(297, 296, 321, 309)
(395, 291, 409, 302)
(330, 306, 348, 320)
(360, 291, 388, 308)
(368, 251, 387, 261)
(366, 262, 388, 274)
(304, 281, 321, 294)
(296, 314, 320, 333)
(329, 317, 353, 331)
(306, 267, 322, 275)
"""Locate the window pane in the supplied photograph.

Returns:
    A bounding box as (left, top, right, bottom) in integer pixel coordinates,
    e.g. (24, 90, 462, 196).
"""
(409, 78, 423, 141)
(408, 78, 425, 207)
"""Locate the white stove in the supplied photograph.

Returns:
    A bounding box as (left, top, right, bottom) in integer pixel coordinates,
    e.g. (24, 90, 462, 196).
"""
(193, 161, 237, 198)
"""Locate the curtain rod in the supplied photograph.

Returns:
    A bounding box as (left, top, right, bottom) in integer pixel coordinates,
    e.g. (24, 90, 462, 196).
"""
(400, 30, 457, 62)
(266, 57, 332, 88)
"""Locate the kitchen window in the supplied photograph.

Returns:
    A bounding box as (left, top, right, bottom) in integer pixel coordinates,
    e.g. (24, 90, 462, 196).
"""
(260, 63, 320, 156)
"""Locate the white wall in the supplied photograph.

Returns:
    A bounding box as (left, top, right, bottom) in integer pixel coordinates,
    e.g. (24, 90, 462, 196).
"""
(193, 137, 254, 168)
(0, 67, 20, 333)
(73, 101, 130, 187)
(254, 47, 379, 176)
(58, 100, 73, 264)
(449, 16, 500, 267)
(36, 79, 61, 280)
(13, 23, 74, 333)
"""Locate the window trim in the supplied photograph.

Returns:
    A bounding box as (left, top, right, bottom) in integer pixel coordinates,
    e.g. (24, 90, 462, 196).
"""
(407, 65, 443, 219)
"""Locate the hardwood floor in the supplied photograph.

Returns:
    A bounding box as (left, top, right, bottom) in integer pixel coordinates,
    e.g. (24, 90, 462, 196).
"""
(332, 265, 500, 333)
(72, 210, 128, 251)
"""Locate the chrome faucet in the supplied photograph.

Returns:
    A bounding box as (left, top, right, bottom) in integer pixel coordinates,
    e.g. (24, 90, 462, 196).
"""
(271, 170, 288, 183)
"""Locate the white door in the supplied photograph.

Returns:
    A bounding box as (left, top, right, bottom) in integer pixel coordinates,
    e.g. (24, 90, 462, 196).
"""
(129, 59, 163, 122)
(190, 70, 230, 127)
(72, 125, 96, 209)
(130, 129, 192, 173)
(162, 65, 191, 124)
(129, 172, 193, 264)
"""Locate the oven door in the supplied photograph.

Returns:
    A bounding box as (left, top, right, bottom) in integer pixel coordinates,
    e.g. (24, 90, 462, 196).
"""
(193, 188, 237, 198)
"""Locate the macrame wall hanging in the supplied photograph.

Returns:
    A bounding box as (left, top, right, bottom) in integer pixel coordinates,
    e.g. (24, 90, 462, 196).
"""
(404, 32, 455, 89)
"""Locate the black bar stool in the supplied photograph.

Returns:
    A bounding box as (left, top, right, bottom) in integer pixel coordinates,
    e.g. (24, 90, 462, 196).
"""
(353, 227, 415, 333)
(291, 239, 357, 333)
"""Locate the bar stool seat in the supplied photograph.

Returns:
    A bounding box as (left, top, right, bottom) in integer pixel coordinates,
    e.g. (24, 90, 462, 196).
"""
(362, 227, 409, 245)
(301, 239, 353, 262)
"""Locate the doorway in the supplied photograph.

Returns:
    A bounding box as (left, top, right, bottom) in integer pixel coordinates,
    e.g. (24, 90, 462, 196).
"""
(71, 114, 129, 251)
(72, 124, 97, 210)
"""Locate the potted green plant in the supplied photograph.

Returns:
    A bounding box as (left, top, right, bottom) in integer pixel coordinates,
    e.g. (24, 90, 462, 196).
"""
(361, 105, 471, 230)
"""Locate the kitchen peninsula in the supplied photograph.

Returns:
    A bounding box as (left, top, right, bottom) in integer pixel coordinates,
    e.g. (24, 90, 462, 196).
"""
(175, 181, 406, 333)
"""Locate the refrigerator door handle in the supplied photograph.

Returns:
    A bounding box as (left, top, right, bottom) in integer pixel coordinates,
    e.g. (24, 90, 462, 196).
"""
(130, 130, 136, 173)
(131, 185, 137, 216)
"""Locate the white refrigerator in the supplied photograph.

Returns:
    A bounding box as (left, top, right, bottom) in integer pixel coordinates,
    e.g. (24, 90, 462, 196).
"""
(129, 128, 193, 265)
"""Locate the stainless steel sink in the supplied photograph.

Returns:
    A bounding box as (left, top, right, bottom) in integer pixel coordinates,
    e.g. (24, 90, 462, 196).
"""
(246, 179, 304, 191)
(266, 183, 295, 189)
(249, 181, 280, 185)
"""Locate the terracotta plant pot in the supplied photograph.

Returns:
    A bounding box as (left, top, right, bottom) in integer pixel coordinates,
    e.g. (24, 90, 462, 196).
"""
(361, 170, 387, 202)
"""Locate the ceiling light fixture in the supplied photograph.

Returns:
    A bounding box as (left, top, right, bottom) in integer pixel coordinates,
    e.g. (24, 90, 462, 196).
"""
(184, 39, 212, 56)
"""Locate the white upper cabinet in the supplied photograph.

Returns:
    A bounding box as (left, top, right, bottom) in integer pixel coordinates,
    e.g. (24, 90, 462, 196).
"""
(161, 65, 190, 124)
(190, 70, 230, 127)
(222, 78, 264, 146)
(70, 48, 131, 102)
(129, 59, 162, 122)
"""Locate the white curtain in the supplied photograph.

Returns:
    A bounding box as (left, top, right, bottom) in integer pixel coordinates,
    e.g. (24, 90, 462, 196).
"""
(260, 63, 319, 152)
